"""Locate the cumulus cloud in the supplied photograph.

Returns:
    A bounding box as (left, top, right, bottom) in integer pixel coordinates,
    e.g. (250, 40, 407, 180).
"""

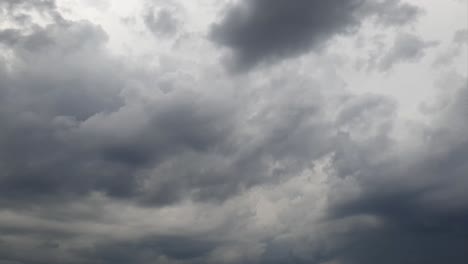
(0, 0, 334, 207)
(210, 0, 421, 71)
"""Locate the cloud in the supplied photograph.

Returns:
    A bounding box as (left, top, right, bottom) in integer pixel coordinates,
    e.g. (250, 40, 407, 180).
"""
(378, 33, 438, 71)
(0, 15, 135, 201)
(0, 0, 61, 25)
(453, 28, 468, 44)
(144, 9, 179, 37)
(324, 80, 468, 264)
(210, 0, 421, 71)
(0, 1, 467, 264)
(433, 29, 467, 67)
(0, 0, 56, 11)
(362, 0, 421, 26)
(0, 0, 334, 207)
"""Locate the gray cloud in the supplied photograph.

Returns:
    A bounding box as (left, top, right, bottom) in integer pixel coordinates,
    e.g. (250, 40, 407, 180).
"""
(144, 9, 179, 37)
(0, 0, 62, 26)
(1, 1, 467, 264)
(362, 0, 421, 26)
(321, 78, 468, 264)
(0, 0, 56, 11)
(453, 28, 468, 44)
(210, 0, 421, 71)
(379, 33, 438, 71)
(0, 0, 332, 207)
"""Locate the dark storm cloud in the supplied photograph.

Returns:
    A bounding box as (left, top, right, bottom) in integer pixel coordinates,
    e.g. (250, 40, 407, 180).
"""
(322, 81, 468, 264)
(0, 4, 334, 258)
(0, 0, 330, 207)
(0, 19, 238, 203)
(0, 18, 124, 200)
(79, 235, 220, 263)
(1, 1, 468, 264)
(0, 16, 134, 201)
(210, 0, 421, 71)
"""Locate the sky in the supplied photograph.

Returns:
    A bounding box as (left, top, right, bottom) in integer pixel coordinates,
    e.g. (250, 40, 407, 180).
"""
(0, 0, 467, 263)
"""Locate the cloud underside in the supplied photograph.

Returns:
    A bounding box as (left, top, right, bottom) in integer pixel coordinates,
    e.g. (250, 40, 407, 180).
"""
(0, 1, 467, 264)
(210, 0, 421, 71)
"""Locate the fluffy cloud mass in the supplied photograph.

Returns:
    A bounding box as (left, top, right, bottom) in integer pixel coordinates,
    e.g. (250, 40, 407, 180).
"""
(210, 0, 421, 71)
(0, 0, 467, 263)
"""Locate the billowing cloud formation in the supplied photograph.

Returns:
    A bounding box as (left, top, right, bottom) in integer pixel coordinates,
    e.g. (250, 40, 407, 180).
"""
(327, 80, 468, 264)
(210, 0, 421, 71)
(0, 0, 334, 206)
(0, 1, 467, 264)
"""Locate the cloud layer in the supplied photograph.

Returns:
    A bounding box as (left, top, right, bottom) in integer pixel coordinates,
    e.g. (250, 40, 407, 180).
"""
(0, 1, 467, 264)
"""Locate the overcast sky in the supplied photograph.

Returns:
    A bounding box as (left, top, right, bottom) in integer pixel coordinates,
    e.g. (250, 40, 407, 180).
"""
(0, 0, 467, 263)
